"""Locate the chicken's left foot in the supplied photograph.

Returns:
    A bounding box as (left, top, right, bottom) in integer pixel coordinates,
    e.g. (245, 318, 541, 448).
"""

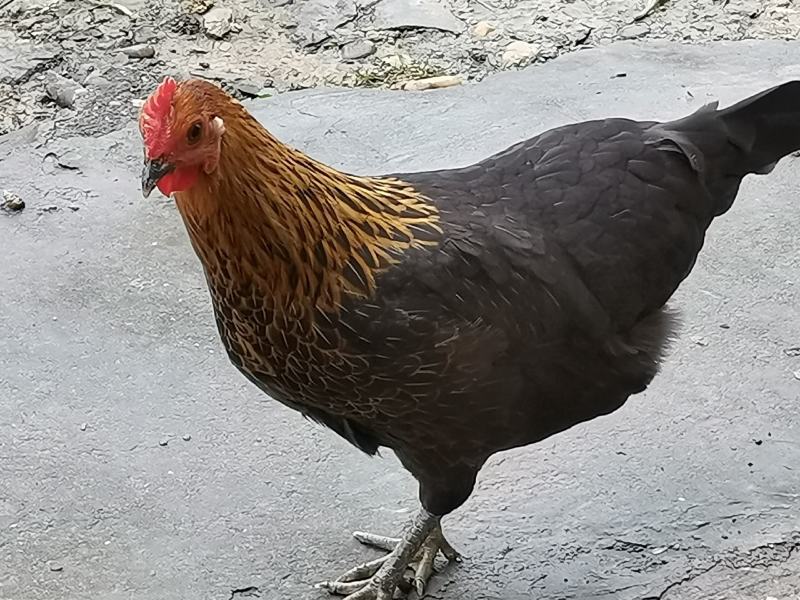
(316, 508, 459, 599)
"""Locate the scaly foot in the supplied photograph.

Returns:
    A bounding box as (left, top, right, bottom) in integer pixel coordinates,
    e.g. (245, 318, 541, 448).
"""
(316, 510, 460, 599)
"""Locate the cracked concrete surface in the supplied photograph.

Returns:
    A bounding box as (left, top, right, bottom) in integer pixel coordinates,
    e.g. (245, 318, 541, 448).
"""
(1, 41, 800, 600)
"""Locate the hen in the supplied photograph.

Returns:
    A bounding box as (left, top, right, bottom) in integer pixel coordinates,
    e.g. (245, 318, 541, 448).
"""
(138, 77, 800, 599)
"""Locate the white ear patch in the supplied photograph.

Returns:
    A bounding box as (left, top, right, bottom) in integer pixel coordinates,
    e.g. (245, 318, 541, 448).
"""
(203, 116, 226, 175)
(212, 116, 226, 136)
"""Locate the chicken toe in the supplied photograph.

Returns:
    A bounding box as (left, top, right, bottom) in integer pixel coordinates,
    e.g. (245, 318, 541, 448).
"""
(317, 509, 459, 599)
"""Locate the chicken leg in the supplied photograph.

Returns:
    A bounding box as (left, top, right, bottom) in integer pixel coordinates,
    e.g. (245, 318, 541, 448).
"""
(317, 508, 460, 599)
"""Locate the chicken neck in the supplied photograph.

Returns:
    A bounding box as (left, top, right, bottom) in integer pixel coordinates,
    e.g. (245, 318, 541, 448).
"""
(174, 110, 440, 313)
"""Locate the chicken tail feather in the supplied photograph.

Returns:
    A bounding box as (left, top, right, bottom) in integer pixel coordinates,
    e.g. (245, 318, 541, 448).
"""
(717, 80, 800, 175)
(647, 80, 800, 217)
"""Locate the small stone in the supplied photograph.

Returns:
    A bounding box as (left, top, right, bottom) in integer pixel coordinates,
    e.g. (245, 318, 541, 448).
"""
(182, 434, 192, 442)
(80, 423, 88, 431)
(383, 54, 405, 68)
(121, 43, 155, 59)
(1, 190, 25, 212)
(619, 23, 650, 39)
(471, 20, 495, 37)
(49, 563, 63, 572)
(203, 7, 233, 39)
(184, 0, 214, 13)
(341, 39, 375, 60)
(133, 26, 158, 44)
(56, 150, 82, 170)
(234, 81, 264, 97)
(158, 438, 169, 447)
(45, 80, 78, 109)
(401, 74, 463, 91)
(501, 40, 538, 67)
(373, 0, 464, 34)
(793, 370, 800, 381)
(690, 335, 709, 347)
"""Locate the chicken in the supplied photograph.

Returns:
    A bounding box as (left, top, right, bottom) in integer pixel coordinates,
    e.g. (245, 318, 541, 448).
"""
(138, 76, 800, 599)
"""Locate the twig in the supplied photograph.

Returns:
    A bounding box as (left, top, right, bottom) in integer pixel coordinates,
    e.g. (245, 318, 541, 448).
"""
(633, 0, 668, 21)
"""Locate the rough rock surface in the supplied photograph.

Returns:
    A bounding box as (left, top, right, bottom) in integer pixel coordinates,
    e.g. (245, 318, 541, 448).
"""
(0, 0, 799, 138)
(1, 40, 799, 600)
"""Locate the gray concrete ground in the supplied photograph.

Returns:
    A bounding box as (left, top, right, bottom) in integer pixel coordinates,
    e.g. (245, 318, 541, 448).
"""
(1, 41, 800, 600)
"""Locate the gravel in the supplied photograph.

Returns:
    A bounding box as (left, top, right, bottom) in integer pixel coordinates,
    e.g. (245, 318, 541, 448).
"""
(0, 0, 798, 139)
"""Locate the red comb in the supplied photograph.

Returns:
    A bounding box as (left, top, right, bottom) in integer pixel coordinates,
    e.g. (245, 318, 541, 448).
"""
(140, 76, 178, 159)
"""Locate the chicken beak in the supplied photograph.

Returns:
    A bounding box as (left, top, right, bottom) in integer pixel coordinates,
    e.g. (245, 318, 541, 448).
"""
(141, 158, 174, 198)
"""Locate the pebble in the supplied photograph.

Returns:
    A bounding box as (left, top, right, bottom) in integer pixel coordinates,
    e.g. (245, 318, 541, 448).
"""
(234, 81, 264, 97)
(472, 21, 496, 37)
(793, 370, 800, 381)
(121, 44, 155, 59)
(56, 150, 82, 170)
(203, 7, 233, 39)
(341, 39, 375, 60)
(619, 23, 651, 39)
(1, 191, 25, 212)
(158, 438, 169, 447)
(49, 563, 64, 572)
(501, 40, 538, 67)
(400, 74, 463, 91)
(133, 26, 158, 44)
(182, 434, 192, 442)
(184, 0, 215, 13)
(383, 53, 411, 69)
(45, 79, 79, 109)
(80, 423, 88, 431)
(373, 0, 465, 34)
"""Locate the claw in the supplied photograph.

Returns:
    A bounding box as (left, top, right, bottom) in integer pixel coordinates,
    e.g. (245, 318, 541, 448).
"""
(321, 511, 458, 599)
(316, 579, 369, 596)
(438, 536, 461, 563)
(414, 551, 434, 595)
(336, 556, 389, 583)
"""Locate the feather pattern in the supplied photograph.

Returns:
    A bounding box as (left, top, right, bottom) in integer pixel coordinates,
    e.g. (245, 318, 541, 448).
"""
(150, 78, 800, 516)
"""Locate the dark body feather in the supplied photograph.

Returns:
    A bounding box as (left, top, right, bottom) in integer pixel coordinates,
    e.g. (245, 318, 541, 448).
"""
(182, 82, 800, 517)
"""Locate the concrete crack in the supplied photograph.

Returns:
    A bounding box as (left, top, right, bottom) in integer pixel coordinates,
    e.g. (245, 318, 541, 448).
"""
(641, 560, 722, 600)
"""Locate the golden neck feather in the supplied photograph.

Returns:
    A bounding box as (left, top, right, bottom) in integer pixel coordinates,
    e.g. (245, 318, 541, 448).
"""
(174, 103, 441, 312)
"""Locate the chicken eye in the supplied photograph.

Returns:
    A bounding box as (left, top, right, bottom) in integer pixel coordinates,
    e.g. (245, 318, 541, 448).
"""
(187, 122, 203, 144)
